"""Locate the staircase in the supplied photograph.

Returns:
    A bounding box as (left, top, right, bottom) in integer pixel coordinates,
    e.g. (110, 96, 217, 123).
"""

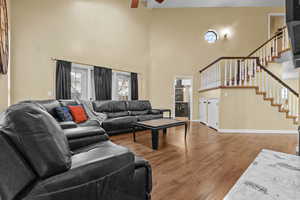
(199, 26, 299, 125)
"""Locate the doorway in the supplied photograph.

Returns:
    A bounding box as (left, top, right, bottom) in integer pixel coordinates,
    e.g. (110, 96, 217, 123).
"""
(174, 77, 192, 120)
(268, 13, 285, 38)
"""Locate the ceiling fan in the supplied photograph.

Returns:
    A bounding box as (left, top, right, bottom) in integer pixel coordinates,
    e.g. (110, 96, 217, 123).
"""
(131, 0, 165, 8)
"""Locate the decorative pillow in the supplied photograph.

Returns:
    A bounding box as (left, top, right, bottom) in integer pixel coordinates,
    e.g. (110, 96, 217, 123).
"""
(68, 105, 88, 123)
(55, 106, 73, 122)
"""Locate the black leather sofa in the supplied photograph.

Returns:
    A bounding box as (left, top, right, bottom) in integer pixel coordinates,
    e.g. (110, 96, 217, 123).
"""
(26, 99, 168, 137)
(0, 102, 152, 200)
(93, 100, 165, 135)
(22, 99, 104, 150)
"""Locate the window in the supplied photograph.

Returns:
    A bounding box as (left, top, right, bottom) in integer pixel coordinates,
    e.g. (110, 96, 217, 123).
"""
(204, 30, 218, 43)
(71, 64, 95, 100)
(112, 71, 131, 101)
(70, 64, 132, 101)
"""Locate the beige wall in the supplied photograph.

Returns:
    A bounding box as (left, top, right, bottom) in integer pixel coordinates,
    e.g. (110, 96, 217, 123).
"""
(220, 88, 297, 130)
(0, 75, 9, 112)
(149, 7, 284, 120)
(10, 2, 286, 121)
(270, 15, 285, 36)
(199, 88, 296, 130)
(0, 0, 10, 112)
(268, 62, 298, 93)
(11, 0, 151, 103)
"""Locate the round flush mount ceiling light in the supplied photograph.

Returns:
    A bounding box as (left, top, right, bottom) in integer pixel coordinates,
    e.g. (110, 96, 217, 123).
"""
(204, 30, 218, 44)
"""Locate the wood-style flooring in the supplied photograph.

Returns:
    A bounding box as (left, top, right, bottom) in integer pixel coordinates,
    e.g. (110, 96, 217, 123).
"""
(111, 122, 298, 200)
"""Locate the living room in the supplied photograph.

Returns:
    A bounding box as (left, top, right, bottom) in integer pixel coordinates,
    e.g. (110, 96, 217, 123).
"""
(1, 0, 300, 200)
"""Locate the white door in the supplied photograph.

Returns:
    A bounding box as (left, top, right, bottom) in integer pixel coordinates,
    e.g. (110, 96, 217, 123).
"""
(199, 98, 207, 124)
(207, 99, 219, 129)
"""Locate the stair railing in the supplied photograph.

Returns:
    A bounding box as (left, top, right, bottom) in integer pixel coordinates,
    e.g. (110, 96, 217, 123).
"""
(199, 57, 299, 119)
(247, 26, 290, 66)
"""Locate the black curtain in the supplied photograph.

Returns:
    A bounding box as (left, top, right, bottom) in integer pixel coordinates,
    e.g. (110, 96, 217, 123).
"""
(56, 60, 71, 99)
(131, 72, 138, 100)
(94, 66, 112, 100)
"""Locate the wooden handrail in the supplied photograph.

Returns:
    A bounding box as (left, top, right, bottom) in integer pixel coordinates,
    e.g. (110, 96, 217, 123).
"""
(200, 26, 287, 73)
(247, 32, 282, 57)
(257, 60, 299, 97)
(199, 56, 299, 97)
(199, 57, 254, 73)
(247, 26, 287, 58)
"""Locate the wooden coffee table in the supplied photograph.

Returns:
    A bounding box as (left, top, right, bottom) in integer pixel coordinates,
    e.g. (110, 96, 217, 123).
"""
(132, 118, 188, 150)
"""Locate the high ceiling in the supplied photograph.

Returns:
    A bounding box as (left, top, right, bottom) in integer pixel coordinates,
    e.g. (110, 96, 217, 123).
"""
(147, 0, 285, 8)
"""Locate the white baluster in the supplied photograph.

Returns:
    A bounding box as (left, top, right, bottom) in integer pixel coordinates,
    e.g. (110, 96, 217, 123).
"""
(249, 60, 252, 86)
(291, 93, 296, 116)
(224, 60, 227, 86)
(244, 60, 247, 86)
(200, 72, 204, 89)
(267, 43, 270, 62)
(253, 59, 257, 86)
(274, 37, 278, 57)
(229, 60, 232, 86)
(218, 62, 221, 86)
(282, 29, 285, 52)
(286, 28, 290, 49)
(234, 60, 237, 86)
(261, 71, 265, 92)
(240, 60, 244, 85)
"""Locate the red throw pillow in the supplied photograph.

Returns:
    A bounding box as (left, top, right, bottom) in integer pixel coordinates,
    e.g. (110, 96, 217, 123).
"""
(68, 105, 88, 124)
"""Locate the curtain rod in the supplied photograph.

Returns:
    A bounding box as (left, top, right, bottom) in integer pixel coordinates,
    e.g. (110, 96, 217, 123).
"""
(50, 57, 141, 75)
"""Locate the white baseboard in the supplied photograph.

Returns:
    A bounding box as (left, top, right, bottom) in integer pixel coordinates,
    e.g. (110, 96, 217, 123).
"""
(191, 119, 201, 122)
(218, 129, 298, 134)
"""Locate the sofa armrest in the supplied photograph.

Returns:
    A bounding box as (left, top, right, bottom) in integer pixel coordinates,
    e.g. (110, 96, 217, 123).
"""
(132, 156, 152, 199)
(59, 121, 78, 129)
(152, 109, 172, 118)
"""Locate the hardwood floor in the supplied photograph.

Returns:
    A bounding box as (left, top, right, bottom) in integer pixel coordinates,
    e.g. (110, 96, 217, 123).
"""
(111, 122, 298, 200)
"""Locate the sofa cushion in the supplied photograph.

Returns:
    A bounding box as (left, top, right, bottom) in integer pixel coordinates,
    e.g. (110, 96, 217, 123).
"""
(107, 111, 129, 118)
(127, 101, 152, 111)
(25, 141, 135, 200)
(69, 135, 110, 151)
(55, 106, 73, 122)
(137, 114, 163, 122)
(93, 100, 127, 113)
(0, 134, 36, 200)
(68, 105, 88, 124)
(59, 121, 78, 129)
(150, 109, 161, 115)
(0, 103, 72, 178)
(78, 119, 101, 127)
(102, 116, 137, 131)
(130, 110, 149, 116)
(63, 127, 106, 140)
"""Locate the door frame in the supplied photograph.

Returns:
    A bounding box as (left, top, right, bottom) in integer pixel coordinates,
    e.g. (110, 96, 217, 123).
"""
(173, 76, 193, 120)
(207, 98, 219, 129)
(268, 13, 286, 38)
(199, 97, 207, 124)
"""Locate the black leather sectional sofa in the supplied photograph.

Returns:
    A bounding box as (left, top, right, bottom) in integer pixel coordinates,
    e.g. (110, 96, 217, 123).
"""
(0, 102, 152, 200)
(25, 99, 167, 137)
(93, 100, 164, 135)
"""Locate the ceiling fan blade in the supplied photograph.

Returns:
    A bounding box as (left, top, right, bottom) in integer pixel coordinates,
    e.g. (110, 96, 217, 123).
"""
(155, 0, 165, 3)
(130, 0, 139, 8)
